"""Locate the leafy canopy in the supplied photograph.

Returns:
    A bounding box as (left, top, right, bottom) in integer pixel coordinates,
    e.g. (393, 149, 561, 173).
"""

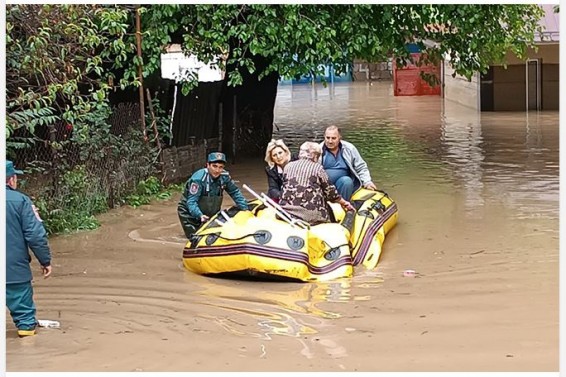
(6, 4, 133, 144)
(5, 4, 545, 139)
(136, 4, 544, 93)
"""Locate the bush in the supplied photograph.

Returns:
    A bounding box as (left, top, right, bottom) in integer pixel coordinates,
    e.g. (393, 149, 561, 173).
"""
(34, 166, 106, 234)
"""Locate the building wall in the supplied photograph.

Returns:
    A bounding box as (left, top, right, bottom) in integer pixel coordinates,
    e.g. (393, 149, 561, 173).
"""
(541, 63, 560, 110)
(445, 44, 559, 111)
(492, 65, 525, 111)
(499, 44, 559, 65)
(160, 137, 220, 184)
(443, 62, 480, 110)
(489, 44, 559, 111)
(352, 59, 392, 81)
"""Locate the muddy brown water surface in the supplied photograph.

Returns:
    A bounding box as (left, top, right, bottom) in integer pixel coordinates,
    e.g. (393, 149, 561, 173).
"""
(5, 82, 559, 372)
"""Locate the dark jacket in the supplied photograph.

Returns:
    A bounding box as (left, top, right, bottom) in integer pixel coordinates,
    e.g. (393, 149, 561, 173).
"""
(179, 167, 248, 219)
(6, 186, 51, 284)
(265, 165, 284, 201)
(265, 153, 298, 201)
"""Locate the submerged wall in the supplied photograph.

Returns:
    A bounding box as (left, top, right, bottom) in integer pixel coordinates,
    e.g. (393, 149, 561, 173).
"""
(443, 62, 480, 110)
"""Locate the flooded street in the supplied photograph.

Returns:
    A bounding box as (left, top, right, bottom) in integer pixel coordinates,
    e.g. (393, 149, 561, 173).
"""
(5, 81, 559, 372)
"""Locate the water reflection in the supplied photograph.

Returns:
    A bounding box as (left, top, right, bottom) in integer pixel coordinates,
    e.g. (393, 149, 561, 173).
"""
(441, 101, 485, 215)
(273, 81, 559, 222)
(190, 277, 375, 339)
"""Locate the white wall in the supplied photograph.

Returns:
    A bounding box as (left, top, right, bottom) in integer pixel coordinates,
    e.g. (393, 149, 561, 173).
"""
(161, 52, 225, 83)
(443, 61, 480, 111)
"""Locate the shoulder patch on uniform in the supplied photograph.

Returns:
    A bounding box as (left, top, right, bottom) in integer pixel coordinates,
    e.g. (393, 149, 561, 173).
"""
(189, 182, 199, 195)
(32, 204, 43, 222)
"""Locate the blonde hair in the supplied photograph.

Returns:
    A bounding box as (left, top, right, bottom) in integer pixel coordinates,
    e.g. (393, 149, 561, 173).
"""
(264, 139, 291, 168)
(298, 141, 322, 161)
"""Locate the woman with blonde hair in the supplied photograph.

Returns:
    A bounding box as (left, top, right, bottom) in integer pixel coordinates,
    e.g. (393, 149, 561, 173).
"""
(264, 139, 292, 202)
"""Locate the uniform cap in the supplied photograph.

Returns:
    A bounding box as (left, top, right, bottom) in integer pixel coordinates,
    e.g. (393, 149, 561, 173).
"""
(207, 152, 226, 163)
(6, 160, 23, 177)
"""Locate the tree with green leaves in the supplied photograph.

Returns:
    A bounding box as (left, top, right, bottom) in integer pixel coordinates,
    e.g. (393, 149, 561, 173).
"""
(135, 4, 544, 94)
(6, 5, 163, 234)
(5, 4, 133, 154)
(6, 4, 545, 154)
(4, 4, 547, 232)
(130, 4, 544, 155)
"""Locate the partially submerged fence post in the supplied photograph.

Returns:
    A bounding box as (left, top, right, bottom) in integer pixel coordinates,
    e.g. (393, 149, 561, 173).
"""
(218, 102, 223, 152)
(135, 5, 147, 141)
(145, 88, 161, 151)
(232, 95, 237, 164)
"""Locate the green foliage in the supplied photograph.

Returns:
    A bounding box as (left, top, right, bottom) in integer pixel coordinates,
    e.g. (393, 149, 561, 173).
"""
(135, 4, 543, 92)
(69, 102, 160, 208)
(145, 95, 173, 146)
(6, 5, 177, 235)
(166, 182, 185, 193)
(6, 4, 133, 147)
(5, 4, 546, 233)
(34, 166, 107, 234)
(21, 102, 162, 234)
(125, 176, 178, 208)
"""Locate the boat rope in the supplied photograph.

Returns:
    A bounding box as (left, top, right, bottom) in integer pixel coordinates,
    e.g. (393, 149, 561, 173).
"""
(214, 231, 269, 242)
(321, 240, 350, 250)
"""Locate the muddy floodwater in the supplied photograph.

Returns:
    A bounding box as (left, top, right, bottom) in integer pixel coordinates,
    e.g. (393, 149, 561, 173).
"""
(5, 82, 559, 372)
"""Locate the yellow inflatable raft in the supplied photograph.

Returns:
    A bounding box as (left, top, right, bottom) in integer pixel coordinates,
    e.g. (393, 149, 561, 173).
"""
(182, 187, 398, 282)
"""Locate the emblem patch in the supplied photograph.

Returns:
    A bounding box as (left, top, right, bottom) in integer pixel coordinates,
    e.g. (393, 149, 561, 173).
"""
(189, 183, 199, 195)
(32, 204, 43, 222)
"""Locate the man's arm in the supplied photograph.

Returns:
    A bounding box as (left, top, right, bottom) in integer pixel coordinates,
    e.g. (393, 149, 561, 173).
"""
(185, 180, 205, 218)
(349, 144, 376, 189)
(224, 177, 249, 210)
(21, 197, 51, 270)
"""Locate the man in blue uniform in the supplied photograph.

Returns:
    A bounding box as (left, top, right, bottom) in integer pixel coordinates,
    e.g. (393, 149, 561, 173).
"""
(177, 152, 249, 238)
(5, 160, 53, 337)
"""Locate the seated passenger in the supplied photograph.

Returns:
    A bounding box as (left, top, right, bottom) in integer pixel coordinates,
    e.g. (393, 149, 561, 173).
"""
(320, 125, 377, 201)
(264, 139, 292, 203)
(280, 141, 354, 225)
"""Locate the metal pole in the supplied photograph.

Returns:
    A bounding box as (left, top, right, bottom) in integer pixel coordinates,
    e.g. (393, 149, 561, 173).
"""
(169, 85, 177, 146)
(525, 60, 529, 112)
(135, 5, 147, 140)
(218, 102, 223, 152)
(242, 184, 296, 227)
(145, 88, 161, 150)
(232, 95, 237, 164)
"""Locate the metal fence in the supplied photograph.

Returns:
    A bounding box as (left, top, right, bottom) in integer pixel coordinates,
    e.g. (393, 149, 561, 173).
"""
(11, 102, 158, 210)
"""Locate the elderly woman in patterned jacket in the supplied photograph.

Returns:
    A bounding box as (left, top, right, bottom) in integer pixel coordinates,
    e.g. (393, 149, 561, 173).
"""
(279, 141, 354, 225)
